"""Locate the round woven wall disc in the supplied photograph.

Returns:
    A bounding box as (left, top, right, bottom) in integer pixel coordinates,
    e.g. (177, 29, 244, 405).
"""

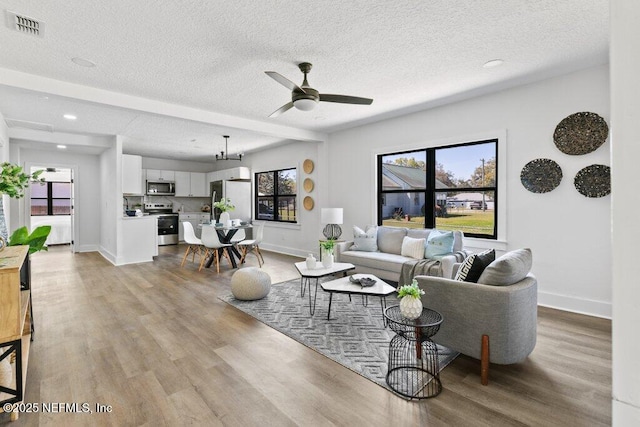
(574, 164, 611, 198)
(553, 112, 609, 155)
(520, 159, 563, 193)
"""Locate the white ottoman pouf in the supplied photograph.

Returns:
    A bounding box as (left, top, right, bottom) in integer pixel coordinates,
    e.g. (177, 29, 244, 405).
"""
(231, 267, 271, 300)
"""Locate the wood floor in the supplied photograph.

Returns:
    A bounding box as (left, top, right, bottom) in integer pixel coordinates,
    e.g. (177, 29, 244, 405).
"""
(2, 245, 611, 426)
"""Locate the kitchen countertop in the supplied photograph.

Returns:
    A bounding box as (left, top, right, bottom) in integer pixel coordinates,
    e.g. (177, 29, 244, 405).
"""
(122, 215, 156, 220)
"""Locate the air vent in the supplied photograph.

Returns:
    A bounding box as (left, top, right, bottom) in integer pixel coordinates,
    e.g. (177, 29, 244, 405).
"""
(5, 10, 45, 38)
(5, 118, 54, 132)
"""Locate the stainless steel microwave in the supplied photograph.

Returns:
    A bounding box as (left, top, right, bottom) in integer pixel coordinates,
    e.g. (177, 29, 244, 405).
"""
(146, 181, 175, 195)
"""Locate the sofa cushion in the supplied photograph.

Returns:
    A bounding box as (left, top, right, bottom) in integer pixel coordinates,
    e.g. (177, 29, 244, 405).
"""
(478, 248, 532, 286)
(352, 225, 378, 252)
(377, 226, 407, 255)
(425, 230, 455, 259)
(454, 249, 495, 283)
(401, 236, 426, 260)
(339, 250, 410, 274)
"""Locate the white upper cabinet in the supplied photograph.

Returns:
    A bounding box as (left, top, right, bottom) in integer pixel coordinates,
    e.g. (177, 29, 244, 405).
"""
(122, 154, 143, 195)
(175, 172, 208, 197)
(146, 169, 175, 181)
(207, 167, 251, 183)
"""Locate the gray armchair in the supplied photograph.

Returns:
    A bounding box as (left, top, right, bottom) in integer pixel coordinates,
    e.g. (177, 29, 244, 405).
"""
(414, 268, 537, 385)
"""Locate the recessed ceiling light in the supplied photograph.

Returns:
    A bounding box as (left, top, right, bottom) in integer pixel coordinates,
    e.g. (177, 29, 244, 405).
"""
(483, 59, 504, 68)
(57, 145, 67, 149)
(71, 57, 96, 68)
(63, 114, 77, 120)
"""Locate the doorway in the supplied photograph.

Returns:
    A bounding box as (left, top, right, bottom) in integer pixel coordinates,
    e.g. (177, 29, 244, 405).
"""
(28, 166, 75, 251)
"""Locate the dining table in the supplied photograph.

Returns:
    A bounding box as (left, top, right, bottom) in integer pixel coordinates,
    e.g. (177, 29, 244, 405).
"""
(200, 223, 253, 269)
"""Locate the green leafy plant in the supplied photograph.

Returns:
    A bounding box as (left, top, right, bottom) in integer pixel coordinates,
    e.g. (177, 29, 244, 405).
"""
(320, 239, 336, 255)
(0, 162, 44, 198)
(397, 279, 425, 299)
(213, 197, 235, 212)
(8, 225, 51, 254)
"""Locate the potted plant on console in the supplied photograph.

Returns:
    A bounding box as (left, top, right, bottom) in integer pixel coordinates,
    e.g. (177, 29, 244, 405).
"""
(397, 279, 425, 319)
(0, 162, 44, 247)
(213, 198, 235, 227)
(320, 239, 336, 269)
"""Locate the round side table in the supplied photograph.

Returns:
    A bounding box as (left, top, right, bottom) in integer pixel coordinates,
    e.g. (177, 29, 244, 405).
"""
(384, 305, 444, 399)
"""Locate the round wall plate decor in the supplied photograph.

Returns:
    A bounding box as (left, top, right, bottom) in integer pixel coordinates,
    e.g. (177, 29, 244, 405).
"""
(303, 178, 314, 193)
(574, 164, 610, 198)
(303, 196, 314, 210)
(520, 158, 563, 193)
(553, 112, 609, 155)
(303, 159, 314, 174)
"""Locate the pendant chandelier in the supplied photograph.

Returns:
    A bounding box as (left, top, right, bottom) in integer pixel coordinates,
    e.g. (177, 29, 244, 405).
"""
(215, 135, 242, 161)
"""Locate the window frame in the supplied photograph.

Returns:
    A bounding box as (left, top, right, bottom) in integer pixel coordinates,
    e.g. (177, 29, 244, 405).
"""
(30, 181, 72, 216)
(254, 167, 298, 223)
(377, 138, 498, 239)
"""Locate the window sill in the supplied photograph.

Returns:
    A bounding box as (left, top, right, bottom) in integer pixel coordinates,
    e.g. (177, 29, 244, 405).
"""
(258, 221, 301, 231)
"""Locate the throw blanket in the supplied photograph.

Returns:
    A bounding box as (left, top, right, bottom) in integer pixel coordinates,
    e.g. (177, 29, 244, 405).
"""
(398, 251, 469, 286)
(399, 259, 442, 286)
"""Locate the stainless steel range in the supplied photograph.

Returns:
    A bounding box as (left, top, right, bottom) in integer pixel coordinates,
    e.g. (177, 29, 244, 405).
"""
(144, 203, 179, 246)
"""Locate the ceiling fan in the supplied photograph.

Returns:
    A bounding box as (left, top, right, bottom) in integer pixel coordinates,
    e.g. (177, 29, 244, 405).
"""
(265, 62, 373, 118)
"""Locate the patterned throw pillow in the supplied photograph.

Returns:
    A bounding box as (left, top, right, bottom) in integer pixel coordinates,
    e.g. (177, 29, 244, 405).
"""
(352, 225, 378, 252)
(455, 249, 496, 283)
(400, 236, 426, 260)
(424, 230, 455, 259)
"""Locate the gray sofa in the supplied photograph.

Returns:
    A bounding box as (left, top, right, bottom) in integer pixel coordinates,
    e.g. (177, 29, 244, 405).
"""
(414, 248, 537, 384)
(335, 226, 466, 282)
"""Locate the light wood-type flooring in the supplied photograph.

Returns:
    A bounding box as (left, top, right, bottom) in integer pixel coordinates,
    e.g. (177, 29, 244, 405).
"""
(2, 245, 611, 426)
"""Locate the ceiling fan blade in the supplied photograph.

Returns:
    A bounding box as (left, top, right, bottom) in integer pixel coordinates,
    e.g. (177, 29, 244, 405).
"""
(319, 94, 373, 105)
(265, 71, 307, 94)
(269, 102, 294, 118)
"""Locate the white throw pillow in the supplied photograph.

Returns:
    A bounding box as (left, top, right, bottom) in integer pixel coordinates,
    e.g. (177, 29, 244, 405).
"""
(352, 225, 378, 252)
(400, 236, 426, 260)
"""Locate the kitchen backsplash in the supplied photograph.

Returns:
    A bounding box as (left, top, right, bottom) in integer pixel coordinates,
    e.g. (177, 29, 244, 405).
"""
(123, 195, 211, 213)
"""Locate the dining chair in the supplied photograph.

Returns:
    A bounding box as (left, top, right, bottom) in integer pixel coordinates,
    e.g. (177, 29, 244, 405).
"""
(238, 222, 265, 267)
(199, 226, 233, 272)
(230, 220, 246, 244)
(181, 221, 203, 268)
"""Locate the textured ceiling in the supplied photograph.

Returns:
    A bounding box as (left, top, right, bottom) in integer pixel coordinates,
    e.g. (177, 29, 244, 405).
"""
(0, 0, 609, 161)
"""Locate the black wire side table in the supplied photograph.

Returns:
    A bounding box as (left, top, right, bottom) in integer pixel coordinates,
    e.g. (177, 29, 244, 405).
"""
(384, 305, 444, 399)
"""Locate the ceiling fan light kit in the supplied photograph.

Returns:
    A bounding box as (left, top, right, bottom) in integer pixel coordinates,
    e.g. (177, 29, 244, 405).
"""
(266, 62, 373, 117)
(215, 135, 242, 161)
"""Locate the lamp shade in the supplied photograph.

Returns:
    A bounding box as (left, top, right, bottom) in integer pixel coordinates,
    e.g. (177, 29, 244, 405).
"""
(321, 208, 343, 224)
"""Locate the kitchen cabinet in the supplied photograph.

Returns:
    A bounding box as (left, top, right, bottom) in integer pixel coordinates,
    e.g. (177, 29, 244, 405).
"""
(207, 167, 251, 184)
(122, 154, 143, 195)
(179, 213, 210, 240)
(146, 169, 175, 181)
(0, 246, 31, 422)
(175, 172, 208, 197)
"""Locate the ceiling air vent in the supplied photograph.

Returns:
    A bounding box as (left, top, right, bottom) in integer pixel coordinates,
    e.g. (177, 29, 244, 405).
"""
(5, 118, 54, 132)
(5, 10, 45, 38)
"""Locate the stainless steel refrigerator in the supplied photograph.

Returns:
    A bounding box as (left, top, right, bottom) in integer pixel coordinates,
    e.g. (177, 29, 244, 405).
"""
(210, 180, 252, 223)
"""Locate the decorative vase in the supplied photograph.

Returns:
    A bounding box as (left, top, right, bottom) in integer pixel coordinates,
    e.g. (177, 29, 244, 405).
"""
(399, 296, 423, 320)
(322, 253, 334, 269)
(305, 253, 317, 270)
(219, 211, 230, 227)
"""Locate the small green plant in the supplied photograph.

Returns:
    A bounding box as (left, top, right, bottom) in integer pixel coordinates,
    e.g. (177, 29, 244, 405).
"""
(320, 239, 336, 255)
(8, 225, 51, 254)
(0, 162, 44, 198)
(213, 197, 235, 212)
(397, 279, 425, 299)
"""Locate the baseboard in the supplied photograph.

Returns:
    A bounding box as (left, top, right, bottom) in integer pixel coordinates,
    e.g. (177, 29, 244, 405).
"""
(259, 243, 307, 259)
(98, 247, 117, 266)
(538, 291, 611, 319)
(75, 244, 98, 252)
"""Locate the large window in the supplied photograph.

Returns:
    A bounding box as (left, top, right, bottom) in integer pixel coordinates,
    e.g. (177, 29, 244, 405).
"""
(378, 139, 497, 239)
(30, 181, 72, 216)
(255, 168, 297, 222)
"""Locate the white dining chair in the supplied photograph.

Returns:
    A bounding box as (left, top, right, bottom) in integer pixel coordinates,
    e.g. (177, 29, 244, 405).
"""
(230, 220, 246, 244)
(199, 226, 233, 273)
(181, 221, 204, 268)
(238, 222, 265, 267)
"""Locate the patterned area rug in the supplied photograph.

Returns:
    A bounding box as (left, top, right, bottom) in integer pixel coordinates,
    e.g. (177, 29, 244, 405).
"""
(219, 277, 458, 397)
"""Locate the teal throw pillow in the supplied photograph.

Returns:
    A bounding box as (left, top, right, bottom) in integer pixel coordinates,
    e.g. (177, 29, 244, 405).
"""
(425, 230, 455, 259)
(352, 225, 378, 252)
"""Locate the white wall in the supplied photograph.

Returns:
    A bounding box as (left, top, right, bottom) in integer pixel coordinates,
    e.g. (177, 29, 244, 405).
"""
(238, 141, 326, 257)
(99, 137, 120, 262)
(611, 0, 640, 424)
(328, 65, 611, 318)
(14, 147, 102, 251)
